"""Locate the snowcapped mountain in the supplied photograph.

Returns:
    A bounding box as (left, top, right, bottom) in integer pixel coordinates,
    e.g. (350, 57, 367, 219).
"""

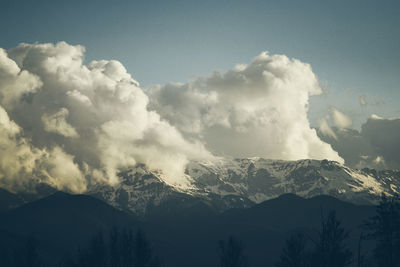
(187, 158, 400, 204)
(88, 158, 400, 216)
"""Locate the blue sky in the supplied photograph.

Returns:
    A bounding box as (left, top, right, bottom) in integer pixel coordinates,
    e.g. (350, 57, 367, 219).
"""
(1, 0, 399, 128)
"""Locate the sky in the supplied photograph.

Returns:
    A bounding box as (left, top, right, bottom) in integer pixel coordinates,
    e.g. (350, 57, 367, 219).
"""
(1, 0, 399, 128)
(0, 0, 399, 192)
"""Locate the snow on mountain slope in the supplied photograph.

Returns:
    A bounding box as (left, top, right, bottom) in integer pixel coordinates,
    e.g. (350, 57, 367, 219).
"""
(87, 164, 189, 216)
(88, 159, 400, 215)
(186, 158, 398, 204)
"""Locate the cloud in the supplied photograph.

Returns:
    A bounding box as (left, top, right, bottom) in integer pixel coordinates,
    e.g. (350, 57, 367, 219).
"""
(360, 115, 400, 168)
(0, 48, 42, 109)
(149, 52, 343, 163)
(0, 42, 211, 192)
(41, 108, 79, 137)
(0, 104, 86, 193)
(318, 117, 337, 140)
(318, 107, 352, 145)
(331, 108, 352, 128)
(318, 115, 400, 170)
(0, 43, 352, 193)
(358, 94, 385, 107)
(359, 95, 367, 106)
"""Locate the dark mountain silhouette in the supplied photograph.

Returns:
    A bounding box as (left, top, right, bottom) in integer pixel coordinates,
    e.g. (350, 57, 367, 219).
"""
(0, 188, 24, 211)
(213, 194, 375, 266)
(142, 194, 376, 267)
(0, 192, 376, 267)
(0, 191, 139, 265)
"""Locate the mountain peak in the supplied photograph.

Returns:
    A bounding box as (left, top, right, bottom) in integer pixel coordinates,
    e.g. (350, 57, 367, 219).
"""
(86, 158, 399, 216)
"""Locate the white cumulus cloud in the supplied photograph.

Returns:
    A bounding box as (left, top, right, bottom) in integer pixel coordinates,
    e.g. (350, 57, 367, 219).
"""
(0, 42, 211, 192)
(41, 108, 79, 137)
(0, 42, 349, 193)
(149, 52, 343, 163)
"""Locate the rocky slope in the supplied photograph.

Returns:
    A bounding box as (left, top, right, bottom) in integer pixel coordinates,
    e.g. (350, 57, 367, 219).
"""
(88, 159, 400, 215)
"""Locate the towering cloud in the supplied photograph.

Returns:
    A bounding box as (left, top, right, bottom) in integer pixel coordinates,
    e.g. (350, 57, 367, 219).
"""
(0, 48, 42, 108)
(0, 42, 344, 193)
(0, 42, 211, 192)
(149, 52, 343, 162)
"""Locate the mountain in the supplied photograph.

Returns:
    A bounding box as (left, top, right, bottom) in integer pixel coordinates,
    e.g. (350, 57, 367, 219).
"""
(88, 158, 400, 216)
(0, 191, 377, 267)
(0, 188, 24, 211)
(0, 158, 394, 266)
(0, 183, 58, 211)
(187, 158, 400, 204)
(0, 192, 138, 265)
(87, 163, 254, 216)
(1, 158, 398, 217)
(144, 193, 376, 267)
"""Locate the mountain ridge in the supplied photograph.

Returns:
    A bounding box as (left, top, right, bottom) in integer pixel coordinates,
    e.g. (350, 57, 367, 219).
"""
(0, 191, 377, 267)
(87, 158, 400, 216)
(1, 158, 399, 216)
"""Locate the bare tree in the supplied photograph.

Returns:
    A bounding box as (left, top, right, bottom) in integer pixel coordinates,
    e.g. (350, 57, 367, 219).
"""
(218, 235, 249, 267)
(275, 233, 307, 267)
